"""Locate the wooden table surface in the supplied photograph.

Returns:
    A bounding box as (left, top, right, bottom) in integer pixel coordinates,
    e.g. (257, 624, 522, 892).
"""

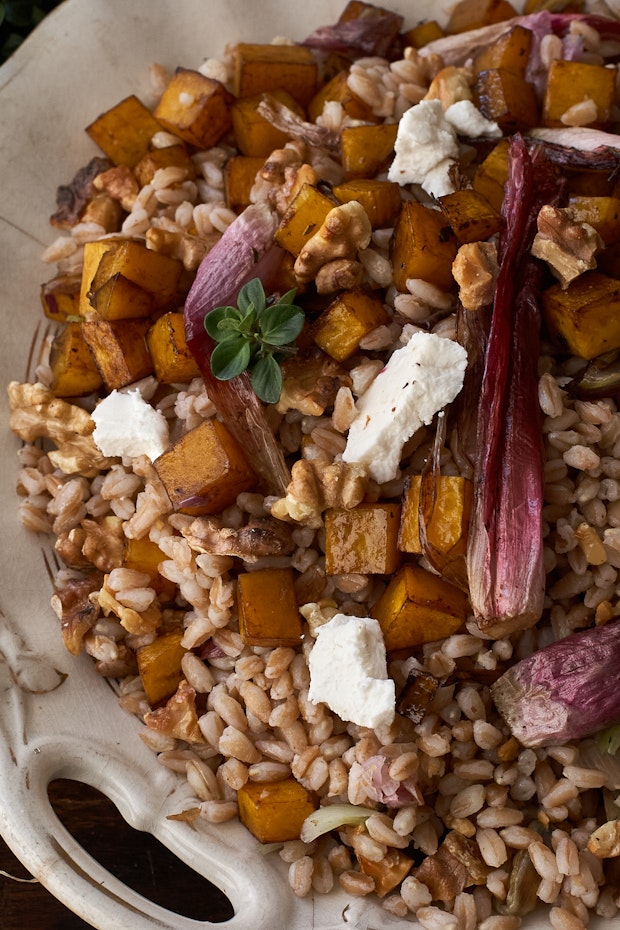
(0, 779, 234, 929)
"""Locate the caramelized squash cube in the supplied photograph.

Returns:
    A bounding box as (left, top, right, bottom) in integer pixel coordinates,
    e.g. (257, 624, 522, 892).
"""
(154, 69, 234, 149)
(89, 273, 155, 321)
(542, 271, 620, 360)
(232, 90, 304, 158)
(398, 475, 473, 556)
(325, 504, 402, 575)
(232, 43, 318, 108)
(312, 288, 389, 361)
(371, 564, 469, 652)
(49, 322, 103, 397)
(446, 0, 517, 33)
(91, 239, 183, 309)
(123, 536, 175, 597)
(472, 139, 510, 213)
(41, 274, 81, 323)
(472, 24, 533, 77)
(237, 567, 302, 647)
(475, 68, 539, 132)
(404, 21, 446, 48)
(341, 123, 398, 179)
(154, 418, 256, 515)
(133, 145, 196, 188)
(224, 155, 265, 212)
(136, 630, 187, 706)
(146, 311, 201, 384)
(78, 238, 124, 317)
(237, 778, 318, 844)
(332, 179, 402, 229)
(568, 195, 620, 245)
(274, 183, 337, 257)
(308, 70, 378, 124)
(358, 850, 414, 897)
(437, 189, 502, 244)
(81, 318, 153, 390)
(543, 60, 615, 128)
(86, 95, 164, 167)
(391, 200, 457, 292)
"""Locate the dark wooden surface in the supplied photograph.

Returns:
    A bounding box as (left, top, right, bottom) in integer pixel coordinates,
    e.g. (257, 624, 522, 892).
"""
(0, 779, 234, 929)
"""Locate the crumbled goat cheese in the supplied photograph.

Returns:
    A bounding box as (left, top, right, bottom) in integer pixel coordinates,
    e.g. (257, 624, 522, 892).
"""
(308, 614, 395, 730)
(387, 99, 459, 197)
(91, 389, 170, 461)
(342, 331, 467, 484)
(444, 99, 502, 139)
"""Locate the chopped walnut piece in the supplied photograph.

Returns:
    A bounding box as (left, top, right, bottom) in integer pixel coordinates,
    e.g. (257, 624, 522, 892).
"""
(294, 201, 372, 285)
(143, 680, 204, 742)
(80, 193, 123, 232)
(181, 515, 296, 561)
(251, 141, 320, 215)
(92, 164, 139, 211)
(315, 258, 364, 294)
(50, 156, 113, 228)
(51, 574, 103, 656)
(96, 579, 161, 636)
(531, 204, 603, 289)
(146, 226, 218, 271)
(56, 518, 124, 572)
(271, 458, 368, 528)
(452, 241, 499, 311)
(276, 351, 352, 417)
(412, 841, 472, 902)
(424, 65, 473, 109)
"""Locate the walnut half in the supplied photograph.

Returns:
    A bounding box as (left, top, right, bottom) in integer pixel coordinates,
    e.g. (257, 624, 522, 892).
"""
(531, 204, 603, 289)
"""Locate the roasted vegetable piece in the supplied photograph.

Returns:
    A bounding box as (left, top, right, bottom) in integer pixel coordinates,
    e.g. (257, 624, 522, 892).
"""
(391, 200, 457, 292)
(472, 139, 510, 212)
(568, 196, 620, 245)
(123, 537, 175, 597)
(154, 69, 234, 148)
(331, 179, 402, 228)
(311, 288, 389, 361)
(491, 620, 620, 747)
(232, 90, 304, 157)
(153, 418, 256, 516)
(90, 239, 184, 310)
(399, 475, 473, 557)
(49, 322, 103, 397)
(371, 564, 469, 652)
(86, 95, 164, 167)
(325, 504, 402, 575)
(404, 20, 445, 47)
(133, 145, 196, 188)
(41, 273, 81, 323)
(308, 69, 379, 123)
(341, 123, 398, 179)
(146, 312, 201, 384)
(475, 69, 539, 132)
(438, 189, 502, 245)
(237, 778, 318, 844)
(358, 850, 414, 897)
(136, 629, 187, 707)
(543, 60, 616, 128)
(224, 155, 265, 212)
(78, 238, 124, 317)
(472, 24, 533, 77)
(274, 183, 338, 257)
(396, 668, 440, 724)
(232, 43, 318, 108)
(81, 318, 153, 391)
(89, 273, 155, 321)
(542, 271, 620, 360)
(237, 567, 303, 647)
(446, 0, 518, 33)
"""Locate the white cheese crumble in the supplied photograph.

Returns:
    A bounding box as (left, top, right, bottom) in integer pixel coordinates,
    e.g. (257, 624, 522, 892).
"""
(444, 99, 501, 140)
(342, 331, 467, 485)
(308, 614, 395, 730)
(91, 389, 170, 462)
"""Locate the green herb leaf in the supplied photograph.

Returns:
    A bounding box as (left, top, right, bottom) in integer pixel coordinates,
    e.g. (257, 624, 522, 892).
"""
(210, 336, 251, 381)
(259, 304, 305, 346)
(238, 277, 266, 314)
(204, 305, 240, 339)
(251, 354, 283, 404)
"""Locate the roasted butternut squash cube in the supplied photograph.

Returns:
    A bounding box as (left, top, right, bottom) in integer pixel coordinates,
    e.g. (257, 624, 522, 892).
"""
(224, 155, 264, 212)
(391, 200, 457, 292)
(341, 123, 398, 179)
(49, 322, 103, 397)
(146, 311, 201, 384)
(543, 60, 615, 128)
(133, 145, 196, 188)
(41, 274, 81, 323)
(123, 536, 175, 597)
(475, 68, 539, 132)
(86, 95, 164, 167)
(446, 0, 517, 33)
(371, 564, 469, 652)
(232, 90, 304, 158)
(404, 21, 446, 48)
(542, 271, 620, 360)
(437, 189, 502, 244)
(91, 239, 183, 310)
(232, 43, 318, 108)
(398, 475, 473, 556)
(154, 418, 256, 515)
(136, 630, 187, 706)
(472, 24, 533, 77)
(308, 70, 378, 123)
(154, 69, 234, 149)
(89, 273, 155, 321)
(332, 179, 402, 229)
(568, 196, 620, 245)
(312, 288, 389, 361)
(237, 778, 318, 844)
(274, 183, 337, 257)
(237, 567, 302, 647)
(472, 138, 510, 212)
(358, 849, 414, 897)
(325, 504, 402, 575)
(79, 238, 124, 317)
(81, 318, 153, 390)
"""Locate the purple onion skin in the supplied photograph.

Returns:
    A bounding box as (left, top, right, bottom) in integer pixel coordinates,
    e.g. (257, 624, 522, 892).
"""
(491, 620, 620, 748)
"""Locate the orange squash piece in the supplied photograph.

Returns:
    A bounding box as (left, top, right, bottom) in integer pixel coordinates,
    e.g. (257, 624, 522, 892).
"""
(391, 200, 457, 292)
(311, 288, 389, 362)
(438, 189, 502, 245)
(41, 274, 81, 324)
(274, 183, 337, 257)
(237, 778, 318, 844)
(137, 629, 187, 706)
(325, 504, 402, 575)
(237, 567, 302, 647)
(358, 849, 414, 897)
(224, 156, 265, 212)
(472, 24, 533, 77)
(398, 475, 473, 557)
(146, 311, 201, 384)
(472, 139, 510, 213)
(49, 322, 103, 397)
(475, 69, 539, 132)
(308, 70, 379, 124)
(81, 318, 153, 391)
(446, 0, 517, 33)
(154, 68, 235, 149)
(232, 90, 304, 158)
(542, 60, 615, 128)
(232, 43, 318, 108)
(332, 178, 402, 229)
(341, 123, 398, 179)
(542, 271, 620, 360)
(86, 95, 164, 167)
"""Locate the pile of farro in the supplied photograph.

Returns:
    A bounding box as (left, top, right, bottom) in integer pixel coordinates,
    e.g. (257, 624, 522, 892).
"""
(9, 1, 620, 927)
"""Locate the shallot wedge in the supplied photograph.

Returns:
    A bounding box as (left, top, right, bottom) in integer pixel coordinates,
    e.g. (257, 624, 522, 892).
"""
(184, 202, 291, 496)
(491, 620, 620, 748)
(467, 135, 564, 639)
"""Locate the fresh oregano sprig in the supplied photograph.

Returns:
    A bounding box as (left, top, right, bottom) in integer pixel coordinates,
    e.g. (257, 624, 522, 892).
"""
(204, 277, 305, 404)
